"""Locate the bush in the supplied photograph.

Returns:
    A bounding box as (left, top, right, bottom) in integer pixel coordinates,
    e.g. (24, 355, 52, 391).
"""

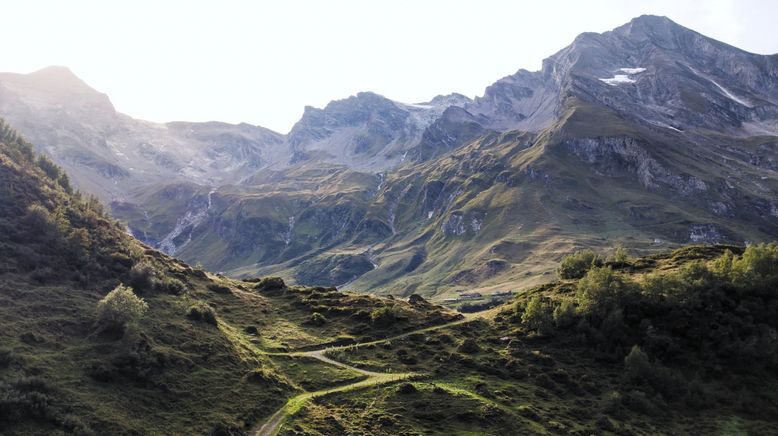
(558, 250, 602, 279)
(207, 283, 231, 294)
(576, 267, 634, 315)
(187, 303, 217, 325)
(675, 260, 716, 292)
(457, 338, 481, 354)
(611, 247, 630, 264)
(127, 260, 158, 292)
(370, 306, 397, 327)
(0, 381, 57, 424)
(0, 348, 14, 368)
(157, 277, 186, 295)
(96, 285, 148, 332)
(623, 345, 686, 401)
(552, 300, 577, 329)
(732, 242, 778, 288)
(253, 277, 286, 292)
(36, 155, 61, 180)
(310, 312, 327, 326)
(23, 204, 58, 237)
(624, 346, 651, 383)
(522, 296, 555, 335)
(396, 383, 418, 394)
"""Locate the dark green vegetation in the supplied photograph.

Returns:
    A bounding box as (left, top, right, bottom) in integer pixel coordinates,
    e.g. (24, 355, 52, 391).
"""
(309, 245, 778, 434)
(0, 121, 457, 435)
(3, 118, 778, 434)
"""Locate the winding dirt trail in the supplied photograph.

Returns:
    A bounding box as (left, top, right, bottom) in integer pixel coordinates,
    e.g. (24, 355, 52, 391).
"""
(251, 316, 479, 436)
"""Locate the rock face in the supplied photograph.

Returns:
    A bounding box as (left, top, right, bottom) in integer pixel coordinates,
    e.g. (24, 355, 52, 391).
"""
(286, 91, 472, 171)
(2, 16, 778, 297)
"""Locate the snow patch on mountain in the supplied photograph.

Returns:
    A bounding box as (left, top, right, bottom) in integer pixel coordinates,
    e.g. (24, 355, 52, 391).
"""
(600, 67, 646, 85)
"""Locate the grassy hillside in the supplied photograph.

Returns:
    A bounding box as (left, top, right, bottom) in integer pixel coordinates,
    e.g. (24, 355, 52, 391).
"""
(0, 120, 457, 435)
(3, 117, 778, 435)
(289, 243, 778, 435)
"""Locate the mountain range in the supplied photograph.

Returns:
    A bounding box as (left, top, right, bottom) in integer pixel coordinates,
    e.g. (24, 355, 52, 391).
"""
(1, 15, 777, 300)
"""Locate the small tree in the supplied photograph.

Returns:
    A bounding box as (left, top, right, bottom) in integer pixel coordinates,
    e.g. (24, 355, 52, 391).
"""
(611, 247, 630, 264)
(370, 306, 397, 327)
(522, 296, 555, 335)
(187, 302, 217, 325)
(127, 260, 158, 292)
(733, 242, 778, 287)
(310, 312, 327, 326)
(96, 285, 148, 331)
(623, 345, 651, 383)
(552, 299, 577, 328)
(558, 250, 602, 279)
(576, 266, 633, 315)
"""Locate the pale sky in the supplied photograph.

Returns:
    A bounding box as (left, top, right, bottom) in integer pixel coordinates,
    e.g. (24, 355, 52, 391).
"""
(2, 0, 777, 133)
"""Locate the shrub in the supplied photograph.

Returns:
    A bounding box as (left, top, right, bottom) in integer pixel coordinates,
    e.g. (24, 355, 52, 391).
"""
(675, 260, 716, 292)
(611, 247, 630, 264)
(558, 250, 602, 279)
(457, 338, 481, 354)
(207, 283, 231, 294)
(576, 267, 634, 315)
(623, 345, 651, 382)
(370, 306, 397, 327)
(0, 381, 57, 423)
(157, 277, 186, 295)
(552, 300, 577, 329)
(640, 272, 685, 301)
(732, 242, 778, 288)
(253, 276, 286, 292)
(522, 296, 555, 335)
(187, 303, 217, 325)
(36, 155, 61, 180)
(0, 348, 13, 368)
(408, 294, 428, 305)
(310, 312, 327, 326)
(23, 204, 58, 237)
(396, 383, 418, 394)
(127, 260, 158, 292)
(96, 285, 148, 331)
(623, 345, 686, 400)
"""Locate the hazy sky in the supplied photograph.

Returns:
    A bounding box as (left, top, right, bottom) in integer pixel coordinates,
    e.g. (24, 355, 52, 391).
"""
(2, 0, 777, 133)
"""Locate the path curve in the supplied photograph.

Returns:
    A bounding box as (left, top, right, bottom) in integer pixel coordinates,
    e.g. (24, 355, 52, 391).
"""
(251, 316, 480, 436)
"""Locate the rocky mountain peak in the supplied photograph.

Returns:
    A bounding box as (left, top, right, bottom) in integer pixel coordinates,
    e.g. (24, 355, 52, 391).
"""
(27, 65, 92, 90)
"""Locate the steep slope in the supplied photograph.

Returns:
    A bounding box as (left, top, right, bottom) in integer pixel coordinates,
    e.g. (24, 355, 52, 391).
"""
(0, 120, 458, 434)
(0, 118, 294, 433)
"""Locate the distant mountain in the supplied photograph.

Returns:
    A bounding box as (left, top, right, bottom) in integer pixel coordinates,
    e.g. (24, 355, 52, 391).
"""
(2, 15, 777, 299)
(0, 66, 285, 202)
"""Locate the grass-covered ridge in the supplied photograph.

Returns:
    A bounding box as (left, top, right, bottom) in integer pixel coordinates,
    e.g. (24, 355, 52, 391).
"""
(0, 120, 460, 435)
(282, 244, 778, 435)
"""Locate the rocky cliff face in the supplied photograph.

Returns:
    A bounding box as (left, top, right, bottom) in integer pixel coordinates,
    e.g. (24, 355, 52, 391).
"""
(2, 16, 778, 298)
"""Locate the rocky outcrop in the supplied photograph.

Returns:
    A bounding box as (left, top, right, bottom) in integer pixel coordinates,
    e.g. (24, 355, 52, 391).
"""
(566, 136, 708, 195)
